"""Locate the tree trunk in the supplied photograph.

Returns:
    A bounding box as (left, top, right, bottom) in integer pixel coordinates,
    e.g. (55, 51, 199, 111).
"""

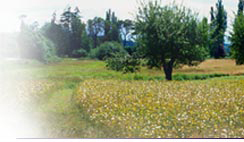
(162, 59, 175, 81)
(163, 64, 173, 80)
(93, 36, 97, 49)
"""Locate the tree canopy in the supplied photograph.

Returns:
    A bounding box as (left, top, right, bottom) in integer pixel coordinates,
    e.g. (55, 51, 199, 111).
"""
(209, 0, 227, 58)
(87, 17, 104, 49)
(18, 20, 58, 63)
(230, 1, 244, 65)
(134, 1, 208, 80)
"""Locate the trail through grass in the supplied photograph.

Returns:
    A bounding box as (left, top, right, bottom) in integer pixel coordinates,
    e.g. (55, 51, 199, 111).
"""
(34, 80, 115, 138)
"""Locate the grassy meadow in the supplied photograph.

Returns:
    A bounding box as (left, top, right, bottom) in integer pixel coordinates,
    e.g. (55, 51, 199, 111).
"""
(3, 58, 244, 138)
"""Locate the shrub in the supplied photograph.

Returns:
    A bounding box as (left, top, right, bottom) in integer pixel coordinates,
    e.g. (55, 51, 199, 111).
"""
(124, 46, 137, 55)
(106, 53, 141, 73)
(89, 42, 127, 60)
(72, 49, 88, 58)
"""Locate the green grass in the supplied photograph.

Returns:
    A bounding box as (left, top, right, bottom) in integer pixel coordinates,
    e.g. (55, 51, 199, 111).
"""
(8, 58, 241, 81)
(37, 85, 110, 138)
(172, 73, 230, 81)
(3, 58, 244, 138)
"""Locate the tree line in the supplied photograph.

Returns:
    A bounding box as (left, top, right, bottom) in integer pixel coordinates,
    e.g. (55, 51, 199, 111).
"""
(17, 0, 244, 80)
(18, 7, 133, 62)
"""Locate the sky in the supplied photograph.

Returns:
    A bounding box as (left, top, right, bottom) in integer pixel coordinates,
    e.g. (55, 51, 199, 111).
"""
(0, 0, 239, 33)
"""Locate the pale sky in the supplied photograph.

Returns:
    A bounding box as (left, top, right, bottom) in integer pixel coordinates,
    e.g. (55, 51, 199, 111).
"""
(0, 0, 239, 33)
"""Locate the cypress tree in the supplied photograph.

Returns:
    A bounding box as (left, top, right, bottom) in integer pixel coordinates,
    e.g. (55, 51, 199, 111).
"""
(209, 0, 227, 58)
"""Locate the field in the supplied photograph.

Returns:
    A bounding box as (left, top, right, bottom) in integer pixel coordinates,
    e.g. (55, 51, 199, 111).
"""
(75, 79, 244, 138)
(2, 59, 244, 138)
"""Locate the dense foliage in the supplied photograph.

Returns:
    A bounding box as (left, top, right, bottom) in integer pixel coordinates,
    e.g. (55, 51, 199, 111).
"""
(87, 17, 104, 49)
(106, 53, 140, 73)
(89, 42, 127, 60)
(42, 20, 68, 57)
(18, 22, 59, 63)
(42, 7, 91, 58)
(134, 1, 208, 80)
(103, 9, 121, 43)
(209, 0, 227, 58)
(197, 17, 210, 56)
(39, 7, 133, 60)
(230, 5, 244, 65)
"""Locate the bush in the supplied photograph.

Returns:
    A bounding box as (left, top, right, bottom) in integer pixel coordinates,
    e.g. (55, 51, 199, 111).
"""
(89, 42, 127, 60)
(106, 53, 141, 73)
(72, 49, 88, 58)
(124, 46, 137, 55)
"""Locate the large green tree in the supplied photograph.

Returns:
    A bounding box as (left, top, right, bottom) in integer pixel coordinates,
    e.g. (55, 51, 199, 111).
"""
(134, 1, 208, 80)
(230, 1, 244, 65)
(209, 0, 227, 58)
(87, 17, 104, 49)
(42, 12, 68, 56)
(198, 17, 210, 53)
(60, 7, 88, 57)
(43, 7, 90, 57)
(103, 9, 121, 43)
(104, 9, 112, 42)
(18, 20, 58, 63)
(69, 7, 88, 57)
